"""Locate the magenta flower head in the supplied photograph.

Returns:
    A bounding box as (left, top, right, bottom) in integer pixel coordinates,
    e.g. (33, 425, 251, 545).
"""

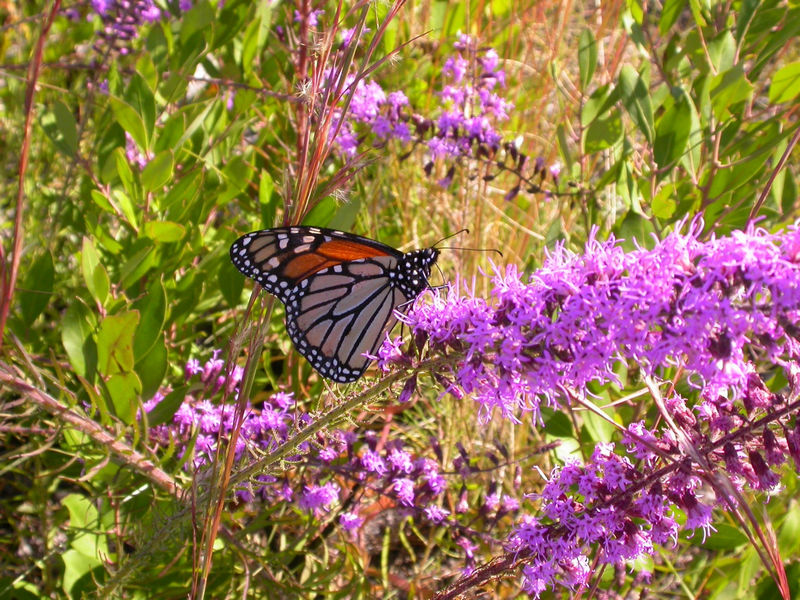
(376, 220, 800, 596)
(390, 219, 800, 427)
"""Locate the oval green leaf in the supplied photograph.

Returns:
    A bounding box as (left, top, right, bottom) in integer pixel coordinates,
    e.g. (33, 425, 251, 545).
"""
(769, 61, 800, 104)
(81, 237, 110, 307)
(141, 150, 174, 192)
(143, 220, 185, 243)
(96, 311, 139, 376)
(132, 278, 167, 360)
(19, 250, 54, 326)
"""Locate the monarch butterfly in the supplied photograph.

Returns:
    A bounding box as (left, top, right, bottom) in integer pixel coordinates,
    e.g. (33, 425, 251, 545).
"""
(230, 226, 439, 382)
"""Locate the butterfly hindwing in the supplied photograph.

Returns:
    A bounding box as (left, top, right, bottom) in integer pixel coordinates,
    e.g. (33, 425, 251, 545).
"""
(284, 256, 405, 382)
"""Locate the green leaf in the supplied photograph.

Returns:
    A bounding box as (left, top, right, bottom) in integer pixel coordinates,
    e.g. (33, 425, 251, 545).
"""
(155, 111, 186, 154)
(219, 256, 245, 307)
(135, 52, 158, 91)
(61, 494, 107, 595)
(580, 84, 617, 127)
(707, 31, 736, 73)
(141, 150, 174, 191)
(652, 184, 677, 218)
(126, 72, 156, 148)
(19, 250, 54, 326)
(769, 61, 800, 103)
(180, 0, 215, 42)
(105, 371, 142, 424)
(626, 0, 643, 24)
(702, 523, 748, 550)
(241, 16, 262, 76)
(173, 100, 216, 151)
(258, 169, 278, 227)
(750, 11, 800, 82)
(255, 1, 273, 49)
(679, 90, 702, 179)
(112, 147, 137, 202)
(119, 240, 156, 289)
(218, 155, 252, 204)
(541, 407, 574, 437)
(62, 301, 97, 379)
(442, 1, 465, 37)
(556, 124, 572, 168)
(96, 311, 139, 376)
(302, 196, 338, 228)
(328, 194, 360, 232)
(659, 0, 686, 33)
(135, 337, 167, 400)
(0, 580, 39, 599)
(147, 385, 189, 426)
(616, 210, 655, 244)
(143, 220, 185, 243)
(735, 0, 761, 42)
(112, 188, 139, 230)
(582, 406, 616, 444)
(578, 29, 597, 92)
(618, 65, 654, 144)
(709, 65, 755, 120)
(62, 550, 103, 597)
(163, 170, 203, 213)
(81, 237, 110, 307)
(109, 96, 148, 150)
(62, 494, 109, 558)
(778, 501, 800, 555)
(132, 278, 166, 360)
(583, 109, 623, 153)
(40, 100, 78, 156)
(90, 189, 114, 214)
(654, 91, 692, 169)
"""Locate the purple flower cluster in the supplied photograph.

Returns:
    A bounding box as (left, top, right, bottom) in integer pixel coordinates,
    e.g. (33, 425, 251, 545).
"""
(313, 431, 453, 522)
(145, 351, 523, 567)
(330, 76, 412, 157)
(145, 351, 300, 475)
(308, 430, 526, 573)
(329, 34, 522, 186)
(125, 132, 149, 169)
(428, 34, 512, 163)
(507, 442, 678, 596)
(379, 219, 800, 595)
(393, 220, 800, 424)
(90, 0, 162, 55)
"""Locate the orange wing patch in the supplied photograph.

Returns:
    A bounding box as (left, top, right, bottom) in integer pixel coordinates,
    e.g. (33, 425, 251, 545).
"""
(282, 239, 393, 280)
(283, 252, 333, 279)
(317, 239, 393, 261)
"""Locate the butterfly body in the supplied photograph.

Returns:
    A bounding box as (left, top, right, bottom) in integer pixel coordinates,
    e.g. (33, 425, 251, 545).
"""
(230, 227, 438, 382)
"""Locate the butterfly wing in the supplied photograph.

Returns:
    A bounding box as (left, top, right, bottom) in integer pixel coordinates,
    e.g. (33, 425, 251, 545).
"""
(230, 227, 416, 382)
(284, 256, 407, 382)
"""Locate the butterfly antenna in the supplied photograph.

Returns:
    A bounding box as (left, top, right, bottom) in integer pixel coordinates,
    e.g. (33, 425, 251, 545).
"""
(438, 245, 503, 257)
(434, 262, 446, 286)
(432, 228, 470, 247)
(432, 229, 502, 256)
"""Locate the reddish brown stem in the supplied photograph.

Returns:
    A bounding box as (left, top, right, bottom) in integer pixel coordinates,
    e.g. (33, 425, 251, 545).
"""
(0, 0, 62, 348)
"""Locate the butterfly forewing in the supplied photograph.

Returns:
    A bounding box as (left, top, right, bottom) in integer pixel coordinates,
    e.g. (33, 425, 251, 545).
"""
(230, 226, 439, 382)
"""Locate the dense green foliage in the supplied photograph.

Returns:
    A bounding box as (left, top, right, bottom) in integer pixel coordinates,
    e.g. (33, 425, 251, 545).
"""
(2, 0, 800, 598)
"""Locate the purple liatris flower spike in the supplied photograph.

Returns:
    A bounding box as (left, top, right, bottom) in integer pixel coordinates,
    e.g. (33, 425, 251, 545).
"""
(390, 219, 800, 426)
(91, 0, 162, 55)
